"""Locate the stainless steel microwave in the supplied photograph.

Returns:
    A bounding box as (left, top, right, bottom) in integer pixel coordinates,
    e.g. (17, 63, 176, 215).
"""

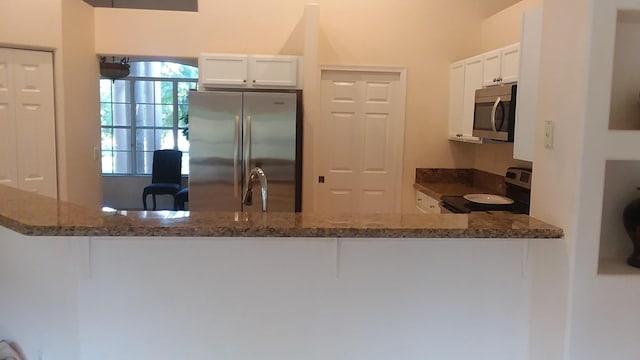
(472, 83, 517, 142)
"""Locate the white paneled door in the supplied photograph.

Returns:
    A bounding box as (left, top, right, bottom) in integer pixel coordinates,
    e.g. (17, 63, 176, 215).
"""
(0, 48, 56, 198)
(318, 68, 406, 214)
(0, 49, 17, 188)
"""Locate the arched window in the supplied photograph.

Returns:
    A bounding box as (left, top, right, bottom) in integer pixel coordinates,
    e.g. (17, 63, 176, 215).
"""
(100, 61, 198, 175)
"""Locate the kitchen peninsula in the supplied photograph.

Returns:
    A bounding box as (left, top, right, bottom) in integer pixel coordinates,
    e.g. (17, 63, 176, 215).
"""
(0, 184, 562, 360)
(0, 185, 561, 238)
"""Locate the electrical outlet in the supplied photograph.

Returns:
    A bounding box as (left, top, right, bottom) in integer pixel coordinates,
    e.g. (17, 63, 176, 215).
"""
(544, 121, 554, 149)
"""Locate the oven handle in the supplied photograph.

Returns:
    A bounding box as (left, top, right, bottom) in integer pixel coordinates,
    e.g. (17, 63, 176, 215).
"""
(490, 96, 501, 132)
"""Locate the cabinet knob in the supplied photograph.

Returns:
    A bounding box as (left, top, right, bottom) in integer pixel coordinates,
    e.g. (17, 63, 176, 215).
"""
(456, 133, 462, 137)
(253, 80, 256, 83)
(243, 79, 247, 83)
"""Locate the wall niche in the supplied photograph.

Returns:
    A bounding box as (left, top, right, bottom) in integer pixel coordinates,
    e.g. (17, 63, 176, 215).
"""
(599, 160, 640, 274)
(609, 10, 640, 130)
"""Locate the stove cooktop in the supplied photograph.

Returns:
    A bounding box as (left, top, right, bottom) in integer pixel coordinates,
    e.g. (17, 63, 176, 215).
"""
(440, 195, 530, 214)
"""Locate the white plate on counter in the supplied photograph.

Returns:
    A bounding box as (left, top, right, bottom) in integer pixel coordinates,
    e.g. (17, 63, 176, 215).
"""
(463, 193, 514, 205)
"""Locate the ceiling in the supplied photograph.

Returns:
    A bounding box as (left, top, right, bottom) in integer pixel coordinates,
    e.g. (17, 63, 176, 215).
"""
(83, 0, 521, 16)
(82, 0, 197, 11)
(479, 0, 524, 17)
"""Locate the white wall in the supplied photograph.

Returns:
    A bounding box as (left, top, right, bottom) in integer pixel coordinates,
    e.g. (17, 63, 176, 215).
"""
(562, 2, 640, 360)
(59, 0, 103, 209)
(0, 0, 103, 210)
(524, 0, 590, 356)
(0, 227, 80, 360)
(0, 226, 539, 360)
(92, 0, 495, 213)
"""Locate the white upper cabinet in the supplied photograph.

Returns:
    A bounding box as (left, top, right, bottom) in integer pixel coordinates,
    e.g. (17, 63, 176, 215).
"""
(199, 53, 300, 89)
(500, 44, 521, 84)
(448, 43, 520, 144)
(514, 8, 542, 162)
(482, 43, 520, 87)
(448, 56, 483, 143)
(199, 54, 249, 87)
(461, 56, 484, 140)
(482, 49, 502, 86)
(248, 55, 298, 87)
(448, 61, 465, 139)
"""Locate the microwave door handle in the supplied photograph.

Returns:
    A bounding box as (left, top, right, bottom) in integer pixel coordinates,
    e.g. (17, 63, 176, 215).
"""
(490, 97, 501, 132)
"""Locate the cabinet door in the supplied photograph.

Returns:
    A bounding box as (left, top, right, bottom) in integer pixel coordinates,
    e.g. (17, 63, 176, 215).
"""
(462, 56, 483, 138)
(415, 190, 441, 214)
(448, 61, 465, 139)
(500, 43, 520, 84)
(248, 55, 298, 87)
(199, 54, 248, 87)
(482, 49, 502, 87)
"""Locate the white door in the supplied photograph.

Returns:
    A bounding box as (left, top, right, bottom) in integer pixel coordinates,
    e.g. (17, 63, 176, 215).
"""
(0, 48, 57, 198)
(318, 68, 406, 214)
(0, 48, 18, 188)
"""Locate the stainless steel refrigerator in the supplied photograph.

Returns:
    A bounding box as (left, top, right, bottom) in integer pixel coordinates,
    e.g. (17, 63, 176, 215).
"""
(188, 90, 302, 212)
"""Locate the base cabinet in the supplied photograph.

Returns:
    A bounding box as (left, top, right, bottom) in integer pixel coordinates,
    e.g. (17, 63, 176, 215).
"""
(415, 190, 441, 214)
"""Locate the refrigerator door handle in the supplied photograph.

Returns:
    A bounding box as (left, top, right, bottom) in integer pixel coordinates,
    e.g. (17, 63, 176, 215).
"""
(244, 115, 252, 187)
(234, 115, 240, 197)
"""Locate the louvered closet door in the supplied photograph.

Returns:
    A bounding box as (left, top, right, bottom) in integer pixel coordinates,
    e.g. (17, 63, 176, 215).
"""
(3, 48, 57, 198)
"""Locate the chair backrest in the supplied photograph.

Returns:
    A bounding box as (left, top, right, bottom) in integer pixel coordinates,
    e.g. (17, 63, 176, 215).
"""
(151, 149, 182, 185)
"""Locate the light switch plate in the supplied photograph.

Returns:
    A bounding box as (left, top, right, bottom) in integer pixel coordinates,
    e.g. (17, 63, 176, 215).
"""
(544, 121, 554, 149)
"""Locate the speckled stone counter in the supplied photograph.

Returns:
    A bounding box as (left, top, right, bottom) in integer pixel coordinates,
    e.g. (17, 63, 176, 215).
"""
(414, 168, 508, 199)
(0, 185, 563, 239)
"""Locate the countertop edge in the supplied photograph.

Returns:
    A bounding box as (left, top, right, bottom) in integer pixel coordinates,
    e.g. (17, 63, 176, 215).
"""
(0, 218, 564, 239)
(0, 185, 564, 240)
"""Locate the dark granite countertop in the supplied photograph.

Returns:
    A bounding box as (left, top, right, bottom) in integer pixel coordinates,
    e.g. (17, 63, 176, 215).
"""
(0, 185, 563, 239)
(414, 182, 488, 200)
(414, 168, 509, 200)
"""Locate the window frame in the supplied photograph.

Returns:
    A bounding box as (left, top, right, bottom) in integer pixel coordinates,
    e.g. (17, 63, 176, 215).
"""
(100, 64, 197, 176)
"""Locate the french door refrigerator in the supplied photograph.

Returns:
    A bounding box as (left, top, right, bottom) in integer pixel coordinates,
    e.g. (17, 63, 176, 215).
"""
(188, 90, 302, 212)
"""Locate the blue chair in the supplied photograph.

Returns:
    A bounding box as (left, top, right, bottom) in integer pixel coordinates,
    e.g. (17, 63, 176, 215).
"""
(174, 187, 189, 210)
(142, 149, 182, 210)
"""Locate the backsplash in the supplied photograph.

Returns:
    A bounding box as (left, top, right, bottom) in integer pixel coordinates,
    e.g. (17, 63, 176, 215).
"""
(415, 168, 506, 195)
(415, 168, 474, 183)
